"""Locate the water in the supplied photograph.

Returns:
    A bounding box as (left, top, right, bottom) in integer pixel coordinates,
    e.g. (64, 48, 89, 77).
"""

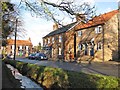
(6, 64, 43, 89)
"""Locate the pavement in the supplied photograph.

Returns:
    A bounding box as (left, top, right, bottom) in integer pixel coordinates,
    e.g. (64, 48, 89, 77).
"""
(16, 58, 120, 77)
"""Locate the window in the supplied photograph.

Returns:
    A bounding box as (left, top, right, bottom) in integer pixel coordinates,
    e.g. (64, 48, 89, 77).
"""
(20, 46, 22, 49)
(22, 46, 24, 49)
(95, 25, 102, 33)
(12, 45, 14, 49)
(78, 44, 83, 50)
(97, 42, 102, 50)
(58, 47, 62, 55)
(44, 39, 46, 46)
(59, 35, 62, 42)
(48, 38, 50, 44)
(78, 31, 82, 36)
(25, 46, 26, 50)
(26, 46, 28, 50)
(11, 46, 12, 49)
(52, 37, 54, 43)
(18, 46, 20, 51)
(84, 43, 88, 55)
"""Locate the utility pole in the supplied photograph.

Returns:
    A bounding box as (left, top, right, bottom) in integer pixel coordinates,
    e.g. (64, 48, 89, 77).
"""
(13, 18, 18, 60)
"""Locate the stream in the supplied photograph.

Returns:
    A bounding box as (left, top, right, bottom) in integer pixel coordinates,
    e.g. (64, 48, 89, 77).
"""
(6, 64, 43, 89)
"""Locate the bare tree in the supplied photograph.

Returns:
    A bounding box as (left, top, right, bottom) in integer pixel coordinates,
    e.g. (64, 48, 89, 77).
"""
(19, 0, 96, 25)
(2, 2, 26, 46)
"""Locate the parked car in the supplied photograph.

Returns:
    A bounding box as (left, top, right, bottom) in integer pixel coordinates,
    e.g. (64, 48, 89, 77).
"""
(28, 53, 36, 60)
(35, 53, 48, 60)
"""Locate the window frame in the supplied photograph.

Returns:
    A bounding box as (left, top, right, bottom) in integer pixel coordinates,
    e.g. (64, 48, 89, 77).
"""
(95, 25, 102, 33)
(48, 38, 50, 44)
(59, 35, 62, 43)
(58, 47, 62, 55)
(78, 31, 82, 36)
(52, 37, 54, 43)
(96, 42, 102, 50)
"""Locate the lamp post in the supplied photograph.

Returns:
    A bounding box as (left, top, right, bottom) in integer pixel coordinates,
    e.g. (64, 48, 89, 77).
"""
(13, 18, 18, 60)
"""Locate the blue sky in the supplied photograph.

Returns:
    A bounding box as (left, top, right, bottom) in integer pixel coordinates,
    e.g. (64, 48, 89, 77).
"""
(10, 0, 119, 46)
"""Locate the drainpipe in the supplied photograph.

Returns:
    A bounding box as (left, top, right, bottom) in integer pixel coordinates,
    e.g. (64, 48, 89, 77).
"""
(102, 25, 105, 62)
(118, 1, 120, 60)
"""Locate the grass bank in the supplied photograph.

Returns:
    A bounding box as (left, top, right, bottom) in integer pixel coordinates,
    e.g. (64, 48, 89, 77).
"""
(3, 59, 120, 89)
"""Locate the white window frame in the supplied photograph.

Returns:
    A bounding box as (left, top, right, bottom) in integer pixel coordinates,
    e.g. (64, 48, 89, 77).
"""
(26, 46, 28, 50)
(48, 38, 50, 44)
(59, 35, 62, 42)
(97, 42, 102, 50)
(20, 46, 22, 49)
(52, 37, 54, 43)
(12, 45, 14, 50)
(78, 44, 83, 50)
(58, 47, 62, 55)
(78, 31, 82, 36)
(95, 25, 102, 33)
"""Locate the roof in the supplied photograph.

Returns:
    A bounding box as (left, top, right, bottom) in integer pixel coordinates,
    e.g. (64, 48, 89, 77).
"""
(43, 22, 76, 38)
(7, 39, 33, 46)
(75, 10, 118, 31)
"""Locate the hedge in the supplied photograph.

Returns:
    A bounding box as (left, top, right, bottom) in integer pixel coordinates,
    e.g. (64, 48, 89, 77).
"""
(4, 59, 120, 89)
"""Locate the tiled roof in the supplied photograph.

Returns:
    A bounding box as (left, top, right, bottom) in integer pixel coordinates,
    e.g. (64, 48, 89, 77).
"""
(43, 22, 76, 38)
(75, 10, 118, 30)
(7, 39, 33, 46)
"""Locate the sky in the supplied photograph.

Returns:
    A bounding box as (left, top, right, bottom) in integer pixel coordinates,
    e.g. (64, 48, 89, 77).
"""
(10, 0, 119, 46)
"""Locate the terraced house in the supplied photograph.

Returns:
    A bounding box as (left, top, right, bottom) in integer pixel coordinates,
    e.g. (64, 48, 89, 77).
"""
(43, 23, 76, 60)
(43, 9, 119, 62)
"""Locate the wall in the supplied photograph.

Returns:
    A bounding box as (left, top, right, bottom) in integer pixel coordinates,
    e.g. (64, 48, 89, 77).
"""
(104, 14, 118, 61)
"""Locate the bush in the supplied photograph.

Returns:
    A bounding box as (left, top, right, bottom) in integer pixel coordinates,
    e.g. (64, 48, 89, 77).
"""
(3, 59, 120, 89)
(41, 67, 69, 88)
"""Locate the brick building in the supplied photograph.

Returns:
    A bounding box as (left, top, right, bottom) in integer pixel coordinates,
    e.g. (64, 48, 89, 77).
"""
(65, 10, 119, 62)
(6, 38, 33, 56)
(43, 22, 76, 60)
(43, 9, 119, 62)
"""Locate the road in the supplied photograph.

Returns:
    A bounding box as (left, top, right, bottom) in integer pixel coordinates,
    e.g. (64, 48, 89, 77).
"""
(16, 58, 119, 77)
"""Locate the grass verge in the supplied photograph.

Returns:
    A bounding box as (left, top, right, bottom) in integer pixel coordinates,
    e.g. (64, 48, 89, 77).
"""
(3, 59, 120, 89)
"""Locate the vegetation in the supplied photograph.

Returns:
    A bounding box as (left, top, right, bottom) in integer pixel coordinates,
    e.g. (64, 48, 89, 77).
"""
(4, 59, 120, 89)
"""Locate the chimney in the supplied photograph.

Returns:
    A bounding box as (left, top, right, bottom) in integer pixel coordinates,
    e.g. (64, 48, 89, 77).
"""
(53, 23, 59, 31)
(76, 14, 86, 22)
(28, 37, 31, 42)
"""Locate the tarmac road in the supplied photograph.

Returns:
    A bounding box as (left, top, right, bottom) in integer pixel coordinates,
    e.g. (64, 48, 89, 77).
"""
(16, 58, 119, 77)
